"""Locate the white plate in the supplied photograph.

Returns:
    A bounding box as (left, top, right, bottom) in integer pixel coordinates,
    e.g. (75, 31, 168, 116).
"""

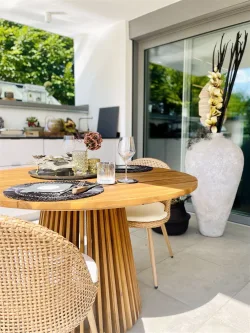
(20, 183, 74, 193)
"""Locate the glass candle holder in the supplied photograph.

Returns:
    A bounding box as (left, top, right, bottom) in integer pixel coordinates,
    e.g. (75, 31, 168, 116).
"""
(97, 162, 115, 185)
(72, 150, 88, 175)
(88, 158, 100, 174)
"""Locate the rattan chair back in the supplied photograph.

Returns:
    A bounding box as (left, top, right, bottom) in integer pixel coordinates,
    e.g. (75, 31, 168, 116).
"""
(0, 216, 98, 333)
(129, 157, 170, 169)
(127, 157, 171, 228)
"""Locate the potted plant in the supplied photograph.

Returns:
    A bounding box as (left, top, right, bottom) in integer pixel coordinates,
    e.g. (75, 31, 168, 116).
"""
(153, 196, 191, 236)
(24, 117, 44, 136)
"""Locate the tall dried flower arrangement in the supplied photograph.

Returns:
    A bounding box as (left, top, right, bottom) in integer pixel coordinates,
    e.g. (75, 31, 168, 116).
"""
(205, 31, 248, 133)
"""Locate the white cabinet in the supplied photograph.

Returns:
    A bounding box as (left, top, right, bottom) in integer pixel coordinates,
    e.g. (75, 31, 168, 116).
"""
(0, 138, 122, 167)
(43, 140, 65, 156)
(0, 139, 43, 167)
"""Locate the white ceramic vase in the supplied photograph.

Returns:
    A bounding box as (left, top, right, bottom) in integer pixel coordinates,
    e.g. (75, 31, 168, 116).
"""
(185, 133, 244, 237)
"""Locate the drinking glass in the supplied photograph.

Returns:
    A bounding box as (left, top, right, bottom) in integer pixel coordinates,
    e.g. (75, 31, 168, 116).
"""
(72, 150, 88, 175)
(117, 137, 136, 183)
(32, 155, 46, 174)
(97, 162, 115, 185)
(63, 135, 75, 157)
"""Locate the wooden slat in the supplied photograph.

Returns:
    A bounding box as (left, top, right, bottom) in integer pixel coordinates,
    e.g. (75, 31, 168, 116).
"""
(121, 208, 141, 314)
(66, 211, 71, 241)
(92, 211, 103, 333)
(104, 210, 120, 333)
(72, 211, 78, 247)
(79, 211, 85, 254)
(99, 210, 112, 332)
(118, 208, 137, 322)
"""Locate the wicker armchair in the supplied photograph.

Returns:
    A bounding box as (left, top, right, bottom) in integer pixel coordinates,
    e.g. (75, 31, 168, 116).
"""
(0, 215, 98, 333)
(127, 158, 174, 289)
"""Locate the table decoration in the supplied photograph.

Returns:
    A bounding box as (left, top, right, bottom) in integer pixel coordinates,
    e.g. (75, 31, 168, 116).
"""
(88, 158, 100, 174)
(71, 131, 103, 175)
(4, 181, 104, 202)
(72, 150, 88, 175)
(185, 31, 247, 237)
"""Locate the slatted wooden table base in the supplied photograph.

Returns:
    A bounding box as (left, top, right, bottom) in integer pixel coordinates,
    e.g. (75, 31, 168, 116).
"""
(40, 208, 141, 333)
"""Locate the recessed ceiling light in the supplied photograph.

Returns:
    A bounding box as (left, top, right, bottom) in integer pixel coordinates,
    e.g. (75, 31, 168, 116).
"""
(45, 12, 66, 23)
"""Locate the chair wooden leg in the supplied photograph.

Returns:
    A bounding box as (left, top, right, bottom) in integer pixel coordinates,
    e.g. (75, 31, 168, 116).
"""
(146, 229, 158, 289)
(161, 225, 174, 258)
(88, 307, 98, 333)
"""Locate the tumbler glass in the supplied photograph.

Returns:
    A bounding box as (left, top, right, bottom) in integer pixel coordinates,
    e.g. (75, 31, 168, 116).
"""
(97, 162, 115, 185)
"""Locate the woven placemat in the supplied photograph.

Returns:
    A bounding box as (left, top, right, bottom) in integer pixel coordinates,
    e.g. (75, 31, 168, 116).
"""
(4, 181, 104, 202)
(115, 165, 153, 173)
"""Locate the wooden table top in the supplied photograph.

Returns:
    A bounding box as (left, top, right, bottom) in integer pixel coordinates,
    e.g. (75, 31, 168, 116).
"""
(0, 166, 197, 211)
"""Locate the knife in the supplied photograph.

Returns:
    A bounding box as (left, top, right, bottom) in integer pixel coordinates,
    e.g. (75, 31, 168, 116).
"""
(72, 183, 99, 195)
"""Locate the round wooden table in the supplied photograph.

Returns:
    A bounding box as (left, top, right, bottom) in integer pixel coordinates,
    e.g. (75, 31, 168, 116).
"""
(0, 166, 197, 333)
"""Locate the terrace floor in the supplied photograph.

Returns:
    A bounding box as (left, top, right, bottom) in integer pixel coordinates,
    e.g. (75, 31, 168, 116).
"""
(8, 209, 250, 333)
(129, 214, 250, 333)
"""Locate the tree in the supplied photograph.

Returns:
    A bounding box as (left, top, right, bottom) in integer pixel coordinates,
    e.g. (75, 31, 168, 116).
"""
(0, 19, 74, 105)
(149, 63, 183, 114)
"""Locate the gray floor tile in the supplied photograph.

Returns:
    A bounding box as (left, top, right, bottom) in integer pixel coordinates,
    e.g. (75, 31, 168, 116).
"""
(184, 236, 250, 267)
(224, 222, 250, 244)
(137, 252, 249, 308)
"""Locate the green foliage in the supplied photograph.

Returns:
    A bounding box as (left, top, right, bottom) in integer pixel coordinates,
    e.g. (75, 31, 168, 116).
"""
(0, 19, 74, 105)
(149, 63, 183, 114)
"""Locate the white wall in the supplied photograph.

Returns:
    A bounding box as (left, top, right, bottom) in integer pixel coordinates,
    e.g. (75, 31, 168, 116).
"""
(74, 21, 132, 137)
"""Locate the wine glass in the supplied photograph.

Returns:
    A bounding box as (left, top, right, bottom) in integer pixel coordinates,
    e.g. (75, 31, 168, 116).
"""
(32, 155, 46, 174)
(117, 137, 136, 183)
(63, 135, 75, 158)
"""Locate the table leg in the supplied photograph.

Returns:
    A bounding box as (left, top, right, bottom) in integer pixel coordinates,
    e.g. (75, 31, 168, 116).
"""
(40, 208, 141, 333)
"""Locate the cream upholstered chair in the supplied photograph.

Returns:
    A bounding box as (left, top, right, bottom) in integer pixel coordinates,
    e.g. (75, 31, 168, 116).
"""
(0, 215, 98, 333)
(127, 158, 174, 289)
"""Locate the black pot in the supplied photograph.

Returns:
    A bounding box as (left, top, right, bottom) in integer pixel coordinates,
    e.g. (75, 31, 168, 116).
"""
(153, 201, 191, 236)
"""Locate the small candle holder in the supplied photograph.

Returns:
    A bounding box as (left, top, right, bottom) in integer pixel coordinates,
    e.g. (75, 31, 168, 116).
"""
(88, 158, 100, 174)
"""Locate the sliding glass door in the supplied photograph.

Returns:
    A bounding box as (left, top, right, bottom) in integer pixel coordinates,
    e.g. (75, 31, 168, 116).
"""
(144, 21, 250, 221)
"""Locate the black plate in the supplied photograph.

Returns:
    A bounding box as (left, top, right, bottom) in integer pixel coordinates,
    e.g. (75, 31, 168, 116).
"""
(4, 181, 104, 202)
(115, 165, 153, 173)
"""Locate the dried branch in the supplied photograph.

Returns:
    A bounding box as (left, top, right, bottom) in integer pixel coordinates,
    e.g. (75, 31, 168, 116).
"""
(217, 30, 248, 132)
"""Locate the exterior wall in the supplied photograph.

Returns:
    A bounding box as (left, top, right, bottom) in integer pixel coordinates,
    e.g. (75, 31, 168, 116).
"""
(74, 21, 132, 137)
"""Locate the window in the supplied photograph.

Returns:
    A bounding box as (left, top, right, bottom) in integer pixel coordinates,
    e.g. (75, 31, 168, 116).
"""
(144, 21, 250, 218)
